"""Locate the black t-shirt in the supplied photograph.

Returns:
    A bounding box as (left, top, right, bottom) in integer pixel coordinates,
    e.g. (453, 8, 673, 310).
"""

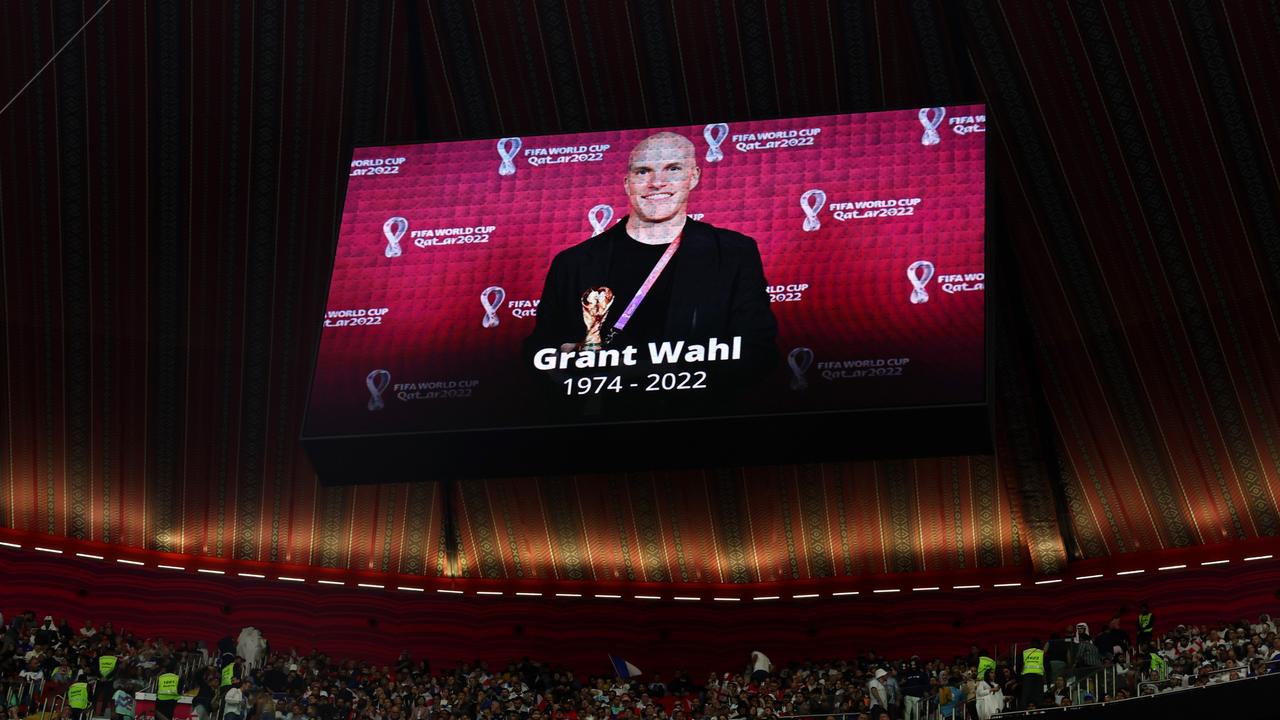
(264, 667, 288, 692)
(603, 233, 679, 346)
(194, 683, 215, 710)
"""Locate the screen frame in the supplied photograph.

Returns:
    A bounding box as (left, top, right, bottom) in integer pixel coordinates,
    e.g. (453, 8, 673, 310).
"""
(301, 103, 993, 482)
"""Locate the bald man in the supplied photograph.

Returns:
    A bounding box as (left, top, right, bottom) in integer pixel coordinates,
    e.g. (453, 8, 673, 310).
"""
(524, 132, 778, 396)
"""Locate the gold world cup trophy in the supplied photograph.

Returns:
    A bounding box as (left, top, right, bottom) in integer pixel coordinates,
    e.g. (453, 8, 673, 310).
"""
(580, 286, 614, 350)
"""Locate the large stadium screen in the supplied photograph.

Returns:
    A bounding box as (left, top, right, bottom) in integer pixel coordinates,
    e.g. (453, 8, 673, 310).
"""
(304, 105, 988, 481)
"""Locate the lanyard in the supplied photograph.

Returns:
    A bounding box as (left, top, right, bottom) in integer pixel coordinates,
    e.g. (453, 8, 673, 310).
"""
(610, 233, 682, 338)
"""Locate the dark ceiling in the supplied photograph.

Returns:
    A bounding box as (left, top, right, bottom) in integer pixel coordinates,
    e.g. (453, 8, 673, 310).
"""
(1, 0, 1278, 585)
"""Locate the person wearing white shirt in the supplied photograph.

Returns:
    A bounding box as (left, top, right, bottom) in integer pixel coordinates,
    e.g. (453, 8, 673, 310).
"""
(975, 669, 1003, 720)
(223, 680, 248, 720)
(867, 668, 888, 718)
(749, 651, 772, 684)
(18, 660, 44, 683)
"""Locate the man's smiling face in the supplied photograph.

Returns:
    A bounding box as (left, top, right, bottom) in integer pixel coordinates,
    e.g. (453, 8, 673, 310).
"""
(624, 132, 700, 224)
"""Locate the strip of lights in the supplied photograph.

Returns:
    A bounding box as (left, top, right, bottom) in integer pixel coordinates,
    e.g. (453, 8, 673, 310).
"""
(2, 536, 1274, 598)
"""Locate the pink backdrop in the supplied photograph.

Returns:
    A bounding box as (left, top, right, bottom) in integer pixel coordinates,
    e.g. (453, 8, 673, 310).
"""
(306, 106, 986, 436)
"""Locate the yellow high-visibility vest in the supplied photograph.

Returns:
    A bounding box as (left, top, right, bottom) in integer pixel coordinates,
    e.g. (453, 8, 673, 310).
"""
(1022, 648, 1045, 675)
(977, 656, 995, 680)
(157, 673, 181, 701)
(1151, 654, 1168, 679)
(99, 655, 117, 678)
(67, 683, 89, 709)
(220, 663, 235, 687)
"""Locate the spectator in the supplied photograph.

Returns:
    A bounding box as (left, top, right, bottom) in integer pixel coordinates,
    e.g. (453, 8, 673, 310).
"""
(112, 683, 136, 720)
(961, 671, 978, 720)
(18, 658, 44, 683)
(3, 601, 1276, 720)
(866, 668, 888, 719)
(900, 658, 929, 720)
(1050, 676, 1068, 706)
(192, 677, 216, 720)
(975, 669, 1001, 720)
(748, 652, 772, 684)
(937, 675, 963, 719)
(647, 675, 666, 698)
(1095, 616, 1130, 658)
(997, 666, 1018, 708)
(224, 679, 248, 720)
(36, 616, 59, 646)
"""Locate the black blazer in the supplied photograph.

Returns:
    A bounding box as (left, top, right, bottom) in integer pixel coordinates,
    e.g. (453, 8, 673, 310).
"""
(523, 217, 779, 375)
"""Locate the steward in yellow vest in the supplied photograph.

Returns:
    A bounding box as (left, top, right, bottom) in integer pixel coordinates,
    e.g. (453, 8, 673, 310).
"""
(67, 676, 88, 717)
(1137, 602, 1155, 645)
(1021, 648, 1045, 675)
(1019, 639, 1045, 710)
(1150, 653, 1168, 680)
(156, 673, 181, 701)
(67, 682, 90, 710)
(156, 671, 181, 720)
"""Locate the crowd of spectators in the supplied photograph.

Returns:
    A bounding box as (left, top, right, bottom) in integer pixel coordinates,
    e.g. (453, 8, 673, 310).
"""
(3, 605, 1278, 720)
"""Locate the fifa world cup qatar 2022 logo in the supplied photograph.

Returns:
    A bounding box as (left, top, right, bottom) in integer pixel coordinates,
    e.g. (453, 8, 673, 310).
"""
(588, 204, 614, 237)
(480, 286, 506, 328)
(908, 260, 935, 304)
(366, 369, 391, 411)
(800, 189, 826, 232)
(788, 347, 814, 391)
(497, 137, 522, 176)
(918, 107, 946, 146)
(382, 217, 408, 258)
(703, 123, 729, 163)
